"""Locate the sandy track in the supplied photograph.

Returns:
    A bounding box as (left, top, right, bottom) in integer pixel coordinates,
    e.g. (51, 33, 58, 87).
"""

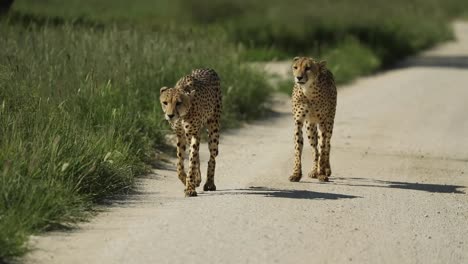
(25, 22, 468, 264)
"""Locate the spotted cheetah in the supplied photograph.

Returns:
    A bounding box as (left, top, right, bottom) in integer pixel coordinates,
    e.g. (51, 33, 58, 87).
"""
(160, 68, 222, 197)
(289, 57, 337, 182)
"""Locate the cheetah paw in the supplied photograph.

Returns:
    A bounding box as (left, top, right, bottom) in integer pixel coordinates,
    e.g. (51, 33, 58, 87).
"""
(308, 170, 319, 179)
(289, 173, 302, 182)
(203, 182, 216, 191)
(317, 175, 329, 182)
(184, 189, 198, 197)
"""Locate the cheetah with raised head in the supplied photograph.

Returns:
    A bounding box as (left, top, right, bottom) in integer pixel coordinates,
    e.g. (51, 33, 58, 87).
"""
(289, 57, 337, 182)
(160, 68, 222, 197)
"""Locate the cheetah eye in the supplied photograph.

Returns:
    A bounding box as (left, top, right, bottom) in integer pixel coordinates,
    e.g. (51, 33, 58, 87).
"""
(176, 101, 182, 106)
(305, 66, 311, 71)
(162, 101, 168, 105)
(293, 66, 298, 70)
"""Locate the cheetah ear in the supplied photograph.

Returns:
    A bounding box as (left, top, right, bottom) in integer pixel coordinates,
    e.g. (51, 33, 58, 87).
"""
(293, 56, 300, 61)
(160, 86, 168, 94)
(318, 60, 327, 67)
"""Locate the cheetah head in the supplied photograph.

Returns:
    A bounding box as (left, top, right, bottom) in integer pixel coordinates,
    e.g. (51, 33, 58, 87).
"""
(292, 57, 326, 86)
(159, 87, 195, 121)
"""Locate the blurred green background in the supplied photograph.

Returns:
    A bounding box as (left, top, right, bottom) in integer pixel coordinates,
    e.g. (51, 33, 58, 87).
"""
(1, 0, 467, 261)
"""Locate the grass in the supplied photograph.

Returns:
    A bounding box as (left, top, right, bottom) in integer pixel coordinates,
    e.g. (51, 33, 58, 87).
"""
(322, 37, 381, 84)
(10, 0, 468, 86)
(0, 22, 271, 260)
(11, 0, 468, 59)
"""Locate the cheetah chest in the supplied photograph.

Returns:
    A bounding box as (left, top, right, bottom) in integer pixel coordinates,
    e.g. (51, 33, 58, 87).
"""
(301, 100, 321, 123)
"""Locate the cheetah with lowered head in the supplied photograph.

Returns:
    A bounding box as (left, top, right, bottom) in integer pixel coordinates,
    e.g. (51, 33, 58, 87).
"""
(289, 57, 337, 182)
(160, 68, 222, 197)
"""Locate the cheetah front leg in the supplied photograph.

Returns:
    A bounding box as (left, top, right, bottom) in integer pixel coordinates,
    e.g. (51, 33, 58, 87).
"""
(306, 122, 319, 179)
(317, 122, 333, 182)
(289, 120, 304, 182)
(204, 117, 220, 191)
(175, 130, 187, 185)
(185, 131, 201, 197)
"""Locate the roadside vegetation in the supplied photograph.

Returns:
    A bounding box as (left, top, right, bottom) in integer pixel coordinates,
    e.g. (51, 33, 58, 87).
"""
(11, 0, 468, 83)
(1, 0, 468, 261)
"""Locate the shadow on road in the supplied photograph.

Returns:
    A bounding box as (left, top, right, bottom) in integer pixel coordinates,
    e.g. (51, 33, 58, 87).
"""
(333, 177, 465, 194)
(205, 186, 360, 200)
(396, 55, 468, 69)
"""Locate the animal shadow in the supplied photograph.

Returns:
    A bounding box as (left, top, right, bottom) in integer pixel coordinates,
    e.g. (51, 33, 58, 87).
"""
(206, 186, 360, 200)
(333, 177, 465, 194)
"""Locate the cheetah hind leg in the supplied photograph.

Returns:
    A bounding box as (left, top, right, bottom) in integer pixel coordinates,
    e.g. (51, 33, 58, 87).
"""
(195, 167, 202, 187)
(178, 171, 187, 185)
(176, 133, 188, 185)
(317, 122, 333, 182)
(306, 122, 319, 179)
(289, 121, 303, 182)
(185, 133, 201, 197)
(204, 116, 219, 191)
(187, 137, 201, 187)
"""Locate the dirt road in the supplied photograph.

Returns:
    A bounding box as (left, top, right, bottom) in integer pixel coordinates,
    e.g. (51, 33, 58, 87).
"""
(26, 22, 468, 264)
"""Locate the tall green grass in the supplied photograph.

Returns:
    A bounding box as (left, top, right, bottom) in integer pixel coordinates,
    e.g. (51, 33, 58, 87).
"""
(0, 22, 271, 260)
(10, 0, 468, 86)
(222, 0, 461, 59)
(12, 0, 468, 63)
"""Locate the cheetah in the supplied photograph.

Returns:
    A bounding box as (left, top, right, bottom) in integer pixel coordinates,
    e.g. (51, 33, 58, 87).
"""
(160, 68, 222, 197)
(289, 57, 337, 182)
